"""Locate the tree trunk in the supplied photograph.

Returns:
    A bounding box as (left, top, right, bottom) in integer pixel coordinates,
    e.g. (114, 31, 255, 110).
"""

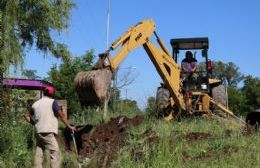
(0, 65, 3, 115)
(0, 2, 6, 117)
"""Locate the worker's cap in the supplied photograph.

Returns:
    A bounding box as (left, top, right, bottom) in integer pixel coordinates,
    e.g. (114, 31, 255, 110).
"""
(44, 86, 55, 96)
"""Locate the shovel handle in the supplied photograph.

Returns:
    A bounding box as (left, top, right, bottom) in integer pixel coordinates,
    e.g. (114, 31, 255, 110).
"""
(71, 132, 78, 156)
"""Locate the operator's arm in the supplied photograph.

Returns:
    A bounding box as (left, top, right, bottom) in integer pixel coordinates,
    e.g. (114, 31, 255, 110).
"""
(53, 101, 76, 132)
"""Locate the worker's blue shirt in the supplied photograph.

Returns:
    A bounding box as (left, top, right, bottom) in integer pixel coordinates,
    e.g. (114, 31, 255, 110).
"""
(52, 100, 61, 114)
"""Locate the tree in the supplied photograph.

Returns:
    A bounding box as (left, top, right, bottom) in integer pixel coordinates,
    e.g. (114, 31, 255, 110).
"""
(198, 61, 244, 87)
(212, 61, 244, 87)
(0, 0, 74, 69)
(110, 67, 138, 110)
(118, 98, 141, 115)
(145, 96, 157, 117)
(227, 86, 245, 114)
(0, 0, 74, 113)
(48, 50, 94, 116)
(241, 76, 260, 113)
(22, 69, 40, 79)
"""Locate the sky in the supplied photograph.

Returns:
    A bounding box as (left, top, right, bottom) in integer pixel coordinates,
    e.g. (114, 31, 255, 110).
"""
(24, 0, 260, 109)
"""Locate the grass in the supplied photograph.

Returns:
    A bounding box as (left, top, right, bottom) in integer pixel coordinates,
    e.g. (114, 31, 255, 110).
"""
(112, 117, 260, 168)
(0, 110, 259, 168)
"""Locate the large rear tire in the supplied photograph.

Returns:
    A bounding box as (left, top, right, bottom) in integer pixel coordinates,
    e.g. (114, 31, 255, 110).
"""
(211, 84, 227, 117)
(156, 86, 170, 117)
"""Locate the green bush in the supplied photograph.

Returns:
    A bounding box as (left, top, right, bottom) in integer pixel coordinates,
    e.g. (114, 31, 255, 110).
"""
(0, 121, 34, 168)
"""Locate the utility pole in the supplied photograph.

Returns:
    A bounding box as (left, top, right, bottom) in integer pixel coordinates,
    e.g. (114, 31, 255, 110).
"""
(106, 0, 117, 111)
(104, 0, 111, 118)
(106, 0, 110, 50)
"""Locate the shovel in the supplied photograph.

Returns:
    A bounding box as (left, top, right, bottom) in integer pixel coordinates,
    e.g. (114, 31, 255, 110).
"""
(71, 131, 82, 168)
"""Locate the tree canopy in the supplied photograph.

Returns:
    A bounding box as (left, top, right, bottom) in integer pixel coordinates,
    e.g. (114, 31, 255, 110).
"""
(0, 0, 74, 112)
(241, 76, 260, 112)
(213, 62, 244, 87)
(0, 0, 74, 70)
(145, 96, 157, 117)
(198, 61, 244, 87)
(22, 69, 40, 79)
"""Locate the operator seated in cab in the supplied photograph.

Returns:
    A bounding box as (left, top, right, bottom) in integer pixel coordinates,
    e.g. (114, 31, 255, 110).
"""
(181, 51, 198, 91)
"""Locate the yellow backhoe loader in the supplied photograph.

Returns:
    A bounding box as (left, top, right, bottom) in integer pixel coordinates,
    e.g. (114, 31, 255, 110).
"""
(74, 19, 246, 124)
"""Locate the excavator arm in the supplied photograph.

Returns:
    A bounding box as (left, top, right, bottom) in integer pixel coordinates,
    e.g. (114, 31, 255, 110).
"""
(99, 19, 185, 110)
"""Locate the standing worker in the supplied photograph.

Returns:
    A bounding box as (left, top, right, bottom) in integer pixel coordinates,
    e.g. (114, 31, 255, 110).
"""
(24, 86, 76, 168)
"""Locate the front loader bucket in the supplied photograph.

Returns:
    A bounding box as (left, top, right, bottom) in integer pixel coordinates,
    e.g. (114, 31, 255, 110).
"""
(74, 68, 113, 106)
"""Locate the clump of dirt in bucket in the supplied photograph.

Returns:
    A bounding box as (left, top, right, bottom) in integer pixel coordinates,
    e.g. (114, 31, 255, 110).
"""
(63, 115, 144, 168)
(74, 68, 113, 106)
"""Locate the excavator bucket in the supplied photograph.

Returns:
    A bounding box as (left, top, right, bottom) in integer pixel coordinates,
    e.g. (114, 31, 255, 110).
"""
(74, 68, 113, 106)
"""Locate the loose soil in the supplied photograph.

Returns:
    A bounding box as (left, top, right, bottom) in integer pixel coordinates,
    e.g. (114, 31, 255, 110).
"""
(63, 115, 144, 168)
(185, 132, 210, 143)
(182, 146, 239, 162)
(131, 128, 160, 162)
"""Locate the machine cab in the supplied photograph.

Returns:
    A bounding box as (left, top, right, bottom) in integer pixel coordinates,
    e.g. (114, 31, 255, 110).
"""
(170, 37, 212, 92)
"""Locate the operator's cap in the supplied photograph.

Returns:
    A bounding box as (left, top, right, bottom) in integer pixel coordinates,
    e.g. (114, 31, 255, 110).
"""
(44, 86, 55, 96)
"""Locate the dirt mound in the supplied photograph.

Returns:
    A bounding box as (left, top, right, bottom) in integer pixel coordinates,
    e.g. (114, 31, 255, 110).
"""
(185, 132, 210, 143)
(64, 115, 144, 167)
(63, 124, 94, 152)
